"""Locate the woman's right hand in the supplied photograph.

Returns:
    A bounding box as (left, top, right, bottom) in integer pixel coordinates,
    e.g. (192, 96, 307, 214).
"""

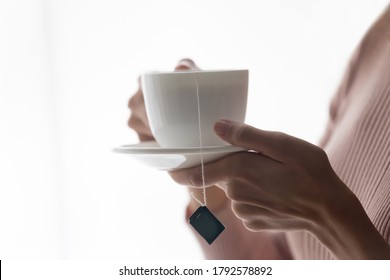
(127, 59, 199, 141)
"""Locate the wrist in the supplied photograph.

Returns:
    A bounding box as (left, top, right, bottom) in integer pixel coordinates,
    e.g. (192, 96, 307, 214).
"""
(314, 179, 390, 259)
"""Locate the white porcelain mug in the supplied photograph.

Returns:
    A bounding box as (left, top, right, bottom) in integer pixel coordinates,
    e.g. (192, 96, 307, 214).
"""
(141, 70, 248, 148)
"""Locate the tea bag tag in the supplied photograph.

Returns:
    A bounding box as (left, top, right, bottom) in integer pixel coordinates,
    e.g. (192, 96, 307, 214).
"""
(189, 206, 225, 245)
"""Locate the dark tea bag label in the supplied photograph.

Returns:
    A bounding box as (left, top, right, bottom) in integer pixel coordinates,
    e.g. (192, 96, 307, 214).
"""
(189, 206, 225, 245)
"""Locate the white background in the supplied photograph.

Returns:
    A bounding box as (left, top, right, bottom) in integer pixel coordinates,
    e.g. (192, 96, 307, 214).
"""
(0, 0, 388, 259)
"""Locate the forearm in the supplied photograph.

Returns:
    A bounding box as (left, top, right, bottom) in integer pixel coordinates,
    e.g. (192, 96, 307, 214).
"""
(186, 186, 292, 260)
(315, 180, 390, 259)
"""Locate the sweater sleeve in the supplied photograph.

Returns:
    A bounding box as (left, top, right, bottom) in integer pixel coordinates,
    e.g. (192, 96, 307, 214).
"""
(185, 201, 292, 260)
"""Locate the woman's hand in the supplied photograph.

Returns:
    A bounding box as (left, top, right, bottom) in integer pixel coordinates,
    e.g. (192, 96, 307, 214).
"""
(170, 120, 390, 259)
(127, 59, 228, 212)
(171, 120, 345, 231)
(128, 59, 199, 141)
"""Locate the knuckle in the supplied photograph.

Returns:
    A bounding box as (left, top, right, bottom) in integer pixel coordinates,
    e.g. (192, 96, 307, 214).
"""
(248, 217, 271, 231)
(128, 92, 143, 109)
(243, 220, 263, 232)
(231, 203, 243, 219)
(316, 146, 329, 161)
(128, 95, 137, 109)
(169, 170, 199, 187)
(128, 116, 152, 138)
(128, 115, 138, 129)
(311, 146, 331, 172)
(243, 125, 256, 139)
(168, 171, 182, 185)
(188, 169, 203, 187)
(271, 131, 290, 146)
(230, 125, 251, 144)
(231, 201, 247, 217)
(225, 179, 242, 200)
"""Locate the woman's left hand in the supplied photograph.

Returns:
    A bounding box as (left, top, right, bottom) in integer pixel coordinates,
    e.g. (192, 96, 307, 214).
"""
(170, 120, 390, 259)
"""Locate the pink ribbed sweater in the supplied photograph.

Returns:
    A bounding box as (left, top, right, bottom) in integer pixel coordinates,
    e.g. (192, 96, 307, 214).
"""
(187, 6, 390, 259)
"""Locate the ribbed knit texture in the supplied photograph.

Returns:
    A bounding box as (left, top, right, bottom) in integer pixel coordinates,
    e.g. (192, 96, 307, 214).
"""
(187, 5, 390, 259)
(287, 7, 390, 259)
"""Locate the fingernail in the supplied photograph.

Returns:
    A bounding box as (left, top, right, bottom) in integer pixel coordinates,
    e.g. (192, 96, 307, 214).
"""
(176, 59, 197, 70)
(214, 120, 231, 137)
(178, 58, 195, 66)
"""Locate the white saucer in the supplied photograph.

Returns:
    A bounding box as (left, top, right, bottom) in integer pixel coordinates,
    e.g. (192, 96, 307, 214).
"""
(113, 141, 245, 171)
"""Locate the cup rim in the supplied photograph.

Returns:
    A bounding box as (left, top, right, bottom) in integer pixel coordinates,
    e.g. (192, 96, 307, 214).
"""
(142, 69, 248, 75)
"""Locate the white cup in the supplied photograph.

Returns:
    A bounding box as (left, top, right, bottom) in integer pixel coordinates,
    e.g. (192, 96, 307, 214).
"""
(141, 70, 248, 148)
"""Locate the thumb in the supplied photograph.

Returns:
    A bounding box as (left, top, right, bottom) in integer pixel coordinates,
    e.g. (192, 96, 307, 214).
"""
(214, 120, 292, 162)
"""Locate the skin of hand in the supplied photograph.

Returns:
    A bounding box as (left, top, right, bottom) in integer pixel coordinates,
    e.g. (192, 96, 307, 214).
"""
(170, 120, 390, 259)
(128, 59, 228, 212)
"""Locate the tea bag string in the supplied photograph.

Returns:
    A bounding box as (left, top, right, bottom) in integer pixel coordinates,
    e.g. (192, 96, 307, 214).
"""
(191, 74, 207, 207)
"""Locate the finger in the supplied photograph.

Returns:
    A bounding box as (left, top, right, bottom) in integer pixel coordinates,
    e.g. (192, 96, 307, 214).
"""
(214, 120, 311, 163)
(231, 203, 284, 232)
(175, 58, 199, 71)
(128, 89, 144, 109)
(230, 203, 282, 232)
(226, 178, 277, 208)
(231, 201, 275, 219)
(129, 100, 148, 122)
(242, 219, 269, 232)
(169, 151, 272, 190)
(128, 115, 152, 137)
(138, 134, 154, 142)
(128, 92, 149, 127)
(244, 218, 309, 232)
(169, 155, 231, 190)
(169, 164, 229, 188)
